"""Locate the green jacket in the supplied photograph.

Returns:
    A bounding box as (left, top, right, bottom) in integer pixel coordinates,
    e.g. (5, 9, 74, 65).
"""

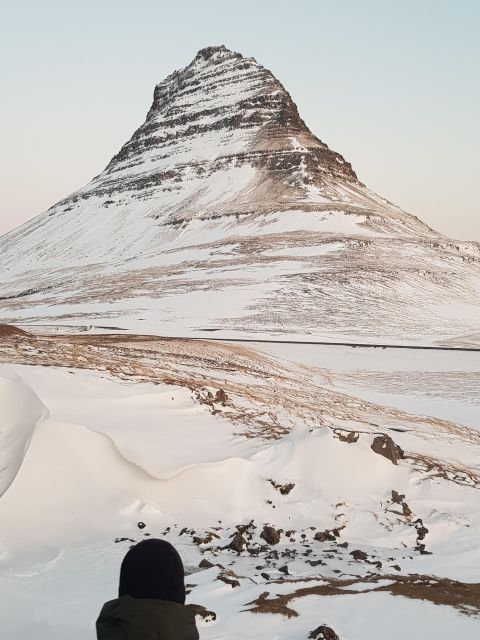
(96, 595, 200, 640)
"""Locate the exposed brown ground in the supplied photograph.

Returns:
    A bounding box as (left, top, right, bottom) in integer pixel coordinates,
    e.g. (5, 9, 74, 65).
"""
(245, 574, 480, 618)
(0, 324, 29, 337)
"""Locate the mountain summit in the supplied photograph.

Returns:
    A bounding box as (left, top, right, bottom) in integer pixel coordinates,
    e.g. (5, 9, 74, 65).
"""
(1, 46, 479, 344)
(2, 45, 435, 265)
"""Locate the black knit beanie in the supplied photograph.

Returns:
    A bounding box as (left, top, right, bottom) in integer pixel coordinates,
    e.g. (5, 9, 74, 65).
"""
(118, 539, 186, 604)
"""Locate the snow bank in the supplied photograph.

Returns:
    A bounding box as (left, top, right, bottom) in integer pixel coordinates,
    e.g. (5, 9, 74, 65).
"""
(0, 370, 46, 497)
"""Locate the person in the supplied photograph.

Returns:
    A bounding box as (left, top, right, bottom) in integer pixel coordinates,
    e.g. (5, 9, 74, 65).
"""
(96, 538, 200, 639)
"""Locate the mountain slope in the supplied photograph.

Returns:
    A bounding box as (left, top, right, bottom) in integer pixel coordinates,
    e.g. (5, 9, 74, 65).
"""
(1, 45, 479, 344)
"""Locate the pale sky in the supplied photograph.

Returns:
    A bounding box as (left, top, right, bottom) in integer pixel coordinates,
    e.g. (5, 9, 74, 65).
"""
(1, 0, 479, 240)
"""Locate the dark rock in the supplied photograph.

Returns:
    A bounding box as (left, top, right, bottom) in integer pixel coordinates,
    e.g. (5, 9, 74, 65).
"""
(215, 389, 228, 405)
(260, 525, 281, 545)
(333, 429, 359, 443)
(391, 490, 405, 504)
(137, 522, 146, 530)
(193, 531, 219, 545)
(278, 564, 289, 575)
(371, 435, 404, 464)
(415, 543, 432, 555)
(267, 479, 295, 495)
(217, 574, 240, 588)
(309, 624, 340, 640)
(114, 537, 136, 543)
(198, 559, 214, 569)
(350, 549, 368, 561)
(306, 559, 326, 567)
(314, 530, 336, 543)
(414, 519, 429, 540)
(189, 604, 217, 622)
(228, 531, 246, 554)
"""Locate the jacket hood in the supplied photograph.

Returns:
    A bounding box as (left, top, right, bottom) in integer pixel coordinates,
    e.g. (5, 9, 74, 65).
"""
(96, 595, 199, 640)
(119, 539, 186, 603)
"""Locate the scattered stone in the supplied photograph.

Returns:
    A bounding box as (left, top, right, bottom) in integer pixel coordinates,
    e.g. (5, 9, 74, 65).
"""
(333, 429, 359, 443)
(392, 564, 401, 571)
(416, 544, 433, 555)
(198, 559, 214, 569)
(137, 522, 146, 530)
(391, 490, 405, 504)
(278, 564, 289, 575)
(306, 559, 326, 567)
(193, 531, 219, 545)
(309, 624, 340, 640)
(371, 435, 404, 464)
(215, 389, 228, 405)
(114, 537, 136, 543)
(350, 549, 368, 561)
(261, 525, 281, 545)
(228, 531, 247, 554)
(314, 530, 336, 543)
(268, 479, 295, 495)
(217, 574, 240, 588)
(236, 520, 256, 537)
(189, 604, 217, 622)
(415, 519, 429, 541)
(261, 572, 270, 580)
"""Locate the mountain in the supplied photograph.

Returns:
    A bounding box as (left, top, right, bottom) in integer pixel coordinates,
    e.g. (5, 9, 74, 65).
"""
(1, 45, 479, 344)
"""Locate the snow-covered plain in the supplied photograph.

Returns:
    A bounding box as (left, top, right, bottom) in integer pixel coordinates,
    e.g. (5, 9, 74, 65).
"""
(0, 333, 479, 639)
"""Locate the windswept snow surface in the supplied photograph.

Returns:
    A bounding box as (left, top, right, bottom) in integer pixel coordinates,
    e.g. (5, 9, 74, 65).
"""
(0, 370, 45, 497)
(0, 334, 479, 639)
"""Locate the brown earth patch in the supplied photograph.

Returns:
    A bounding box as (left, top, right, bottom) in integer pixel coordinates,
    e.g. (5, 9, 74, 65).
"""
(244, 574, 480, 618)
(0, 324, 29, 338)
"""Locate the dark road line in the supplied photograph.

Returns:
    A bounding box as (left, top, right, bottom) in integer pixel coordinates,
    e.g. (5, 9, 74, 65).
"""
(188, 335, 480, 353)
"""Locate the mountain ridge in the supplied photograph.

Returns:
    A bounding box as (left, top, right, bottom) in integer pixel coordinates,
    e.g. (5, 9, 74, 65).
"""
(0, 46, 479, 345)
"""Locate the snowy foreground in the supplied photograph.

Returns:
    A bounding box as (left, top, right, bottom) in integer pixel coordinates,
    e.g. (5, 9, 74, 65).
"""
(0, 330, 479, 639)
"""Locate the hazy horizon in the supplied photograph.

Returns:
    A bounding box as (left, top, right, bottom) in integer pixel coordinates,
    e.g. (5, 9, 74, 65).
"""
(1, 0, 479, 240)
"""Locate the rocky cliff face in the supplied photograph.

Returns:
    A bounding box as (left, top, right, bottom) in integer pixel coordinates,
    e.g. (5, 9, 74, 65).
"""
(1, 46, 479, 345)
(67, 44, 359, 222)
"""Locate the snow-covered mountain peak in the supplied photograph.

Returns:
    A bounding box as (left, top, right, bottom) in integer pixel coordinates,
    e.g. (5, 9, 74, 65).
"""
(103, 43, 357, 188)
(1, 47, 479, 345)
(0, 45, 441, 273)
